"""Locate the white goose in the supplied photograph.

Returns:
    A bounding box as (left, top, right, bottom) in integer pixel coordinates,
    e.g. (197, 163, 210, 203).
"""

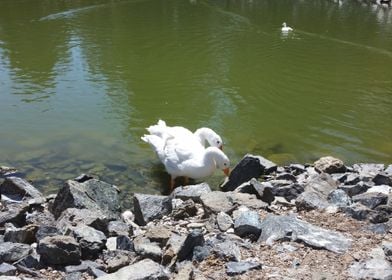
(146, 120, 223, 149)
(141, 133, 230, 192)
(281, 22, 293, 32)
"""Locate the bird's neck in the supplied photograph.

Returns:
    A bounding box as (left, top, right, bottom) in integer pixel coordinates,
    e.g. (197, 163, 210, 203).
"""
(194, 128, 211, 146)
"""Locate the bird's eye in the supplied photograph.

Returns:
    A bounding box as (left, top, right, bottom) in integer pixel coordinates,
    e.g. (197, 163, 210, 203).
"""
(217, 140, 220, 144)
(224, 163, 227, 166)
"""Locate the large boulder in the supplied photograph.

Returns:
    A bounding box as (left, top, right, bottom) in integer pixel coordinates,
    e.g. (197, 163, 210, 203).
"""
(51, 178, 121, 219)
(314, 156, 346, 174)
(221, 154, 277, 192)
(133, 193, 172, 226)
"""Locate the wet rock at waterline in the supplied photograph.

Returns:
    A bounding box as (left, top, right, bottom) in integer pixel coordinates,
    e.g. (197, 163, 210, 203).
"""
(0, 155, 390, 279)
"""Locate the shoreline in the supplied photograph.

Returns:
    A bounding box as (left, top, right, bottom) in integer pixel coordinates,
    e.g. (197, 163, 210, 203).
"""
(0, 154, 391, 279)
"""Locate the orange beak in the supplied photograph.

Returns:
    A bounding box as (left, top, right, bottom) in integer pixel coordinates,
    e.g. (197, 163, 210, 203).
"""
(223, 168, 230, 176)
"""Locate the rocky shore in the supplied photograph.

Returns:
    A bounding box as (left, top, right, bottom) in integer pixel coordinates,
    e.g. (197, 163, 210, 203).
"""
(0, 155, 392, 279)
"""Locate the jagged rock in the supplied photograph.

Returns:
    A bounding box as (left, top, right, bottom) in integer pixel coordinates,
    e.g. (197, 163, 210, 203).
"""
(35, 225, 60, 242)
(339, 182, 372, 197)
(335, 173, 361, 185)
(271, 183, 304, 201)
(171, 183, 211, 203)
(327, 189, 352, 207)
(200, 192, 234, 214)
(258, 215, 351, 254)
(73, 225, 107, 259)
(0, 242, 31, 263)
(116, 235, 134, 251)
(51, 178, 120, 219)
(103, 250, 134, 273)
(25, 208, 56, 226)
(133, 193, 172, 226)
(0, 202, 29, 226)
(228, 192, 268, 210)
(210, 237, 241, 261)
(296, 191, 330, 211)
(13, 253, 40, 269)
(0, 166, 18, 177)
(56, 208, 110, 235)
(234, 208, 262, 241)
(233, 179, 275, 204)
(108, 220, 132, 237)
(353, 163, 385, 181)
(144, 225, 172, 246)
(4, 223, 37, 244)
(216, 212, 233, 232)
(37, 235, 81, 265)
(162, 233, 187, 266)
(286, 164, 306, 175)
(0, 177, 44, 203)
(276, 172, 297, 182)
(226, 261, 262, 276)
(97, 258, 169, 280)
(314, 156, 346, 174)
(348, 247, 392, 279)
(304, 173, 338, 197)
(133, 236, 162, 262)
(0, 263, 16, 276)
(342, 203, 375, 221)
(352, 192, 388, 209)
(373, 173, 392, 186)
(366, 185, 392, 195)
(177, 229, 205, 262)
(221, 154, 277, 192)
(171, 199, 198, 220)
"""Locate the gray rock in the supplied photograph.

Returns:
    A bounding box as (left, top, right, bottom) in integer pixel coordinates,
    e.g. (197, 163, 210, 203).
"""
(233, 179, 275, 204)
(56, 208, 110, 235)
(88, 267, 107, 278)
(133, 193, 172, 226)
(314, 156, 346, 174)
(348, 247, 392, 279)
(327, 189, 352, 207)
(0, 166, 18, 177)
(35, 225, 60, 242)
(276, 172, 297, 182)
(353, 163, 385, 180)
(65, 260, 105, 274)
(373, 173, 392, 186)
(116, 235, 134, 251)
(228, 192, 268, 210)
(177, 230, 205, 262)
(133, 236, 162, 262)
(0, 202, 29, 226)
(258, 215, 352, 254)
(226, 261, 262, 276)
(296, 191, 330, 211)
(304, 173, 338, 197)
(25, 209, 56, 227)
(162, 233, 187, 267)
(342, 203, 375, 221)
(144, 225, 172, 246)
(216, 212, 233, 232)
(0, 177, 44, 203)
(171, 199, 198, 220)
(37, 235, 81, 265)
(51, 178, 121, 219)
(4, 223, 37, 244)
(97, 259, 169, 280)
(108, 221, 132, 237)
(211, 238, 241, 261)
(103, 250, 133, 273)
(0, 242, 31, 263)
(339, 182, 371, 197)
(200, 192, 234, 214)
(174, 262, 193, 280)
(234, 209, 262, 241)
(336, 173, 361, 185)
(171, 183, 211, 203)
(13, 253, 40, 269)
(382, 241, 392, 257)
(352, 192, 388, 209)
(221, 154, 277, 192)
(73, 225, 107, 258)
(271, 183, 304, 201)
(0, 263, 16, 276)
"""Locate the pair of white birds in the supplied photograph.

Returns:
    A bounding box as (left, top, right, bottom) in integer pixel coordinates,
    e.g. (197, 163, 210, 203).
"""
(141, 120, 230, 192)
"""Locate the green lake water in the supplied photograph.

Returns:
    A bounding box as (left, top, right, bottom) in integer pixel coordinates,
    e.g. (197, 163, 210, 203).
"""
(1, 0, 391, 205)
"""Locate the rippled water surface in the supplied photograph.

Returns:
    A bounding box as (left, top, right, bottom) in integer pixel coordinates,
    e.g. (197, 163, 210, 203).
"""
(1, 0, 391, 203)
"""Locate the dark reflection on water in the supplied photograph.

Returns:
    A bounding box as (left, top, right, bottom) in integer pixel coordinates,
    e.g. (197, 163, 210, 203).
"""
(0, 0, 391, 202)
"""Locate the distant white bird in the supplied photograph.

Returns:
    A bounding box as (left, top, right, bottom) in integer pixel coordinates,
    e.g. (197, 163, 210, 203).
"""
(281, 22, 293, 32)
(141, 133, 230, 192)
(146, 119, 223, 149)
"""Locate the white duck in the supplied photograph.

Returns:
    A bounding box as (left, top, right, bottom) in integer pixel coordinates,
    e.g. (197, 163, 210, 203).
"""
(281, 22, 293, 32)
(146, 120, 223, 149)
(141, 133, 230, 191)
